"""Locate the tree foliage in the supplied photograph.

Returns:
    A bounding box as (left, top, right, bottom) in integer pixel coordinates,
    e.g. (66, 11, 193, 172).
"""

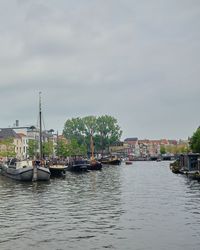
(56, 139, 69, 158)
(68, 139, 87, 156)
(163, 144, 189, 155)
(160, 145, 166, 155)
(43, 141, 54, 158)
(63, 117, 85, 145)
(96, 115, 122, 152)
(0, 138, 16, 157)
(56, 138, 87, 158)
(27, 139, 38, 158)
(190, 128, 200, 153)
(63, 115, 122, 154)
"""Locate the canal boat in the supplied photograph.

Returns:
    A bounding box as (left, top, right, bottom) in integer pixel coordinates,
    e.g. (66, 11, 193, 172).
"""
(100, 155, 121, 165)
(0, 94, 51, 182)
(87, 133, 102, 170)
(1, 159, 50, 181)
(31, 92, 51, 181)
(47, 159, 68, 177)
(170, 153, 200, 179)
(66, 158, 89, 172)
(185, 170, 200, 181)
(32, 160, 51, 181)
(125, 161, 132, 165)
(1, 159, 33, 181)
(88, 159, 102, 170)
(22, 92, 50, 182)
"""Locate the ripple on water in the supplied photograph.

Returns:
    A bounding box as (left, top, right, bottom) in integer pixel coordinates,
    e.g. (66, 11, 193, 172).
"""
(1, 162, 200, 250)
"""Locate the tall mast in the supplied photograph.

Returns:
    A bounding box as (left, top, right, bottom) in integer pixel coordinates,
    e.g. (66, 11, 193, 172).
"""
(39, 91, 43, 159)
(90, 129, 94, 160)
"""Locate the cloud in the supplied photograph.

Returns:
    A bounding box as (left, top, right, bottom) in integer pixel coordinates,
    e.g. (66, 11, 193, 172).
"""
(0, 0, 200, 139)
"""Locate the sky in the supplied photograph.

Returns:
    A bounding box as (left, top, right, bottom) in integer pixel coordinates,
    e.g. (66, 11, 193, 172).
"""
(0, 0, 200, 140)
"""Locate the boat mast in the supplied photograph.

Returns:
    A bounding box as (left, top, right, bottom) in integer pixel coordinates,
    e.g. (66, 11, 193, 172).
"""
(39, 91, 43, 159)
(90, 129, 94, 161)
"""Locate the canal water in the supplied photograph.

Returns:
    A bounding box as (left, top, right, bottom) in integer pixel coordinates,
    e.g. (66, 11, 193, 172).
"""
(0, 161, 200, 250)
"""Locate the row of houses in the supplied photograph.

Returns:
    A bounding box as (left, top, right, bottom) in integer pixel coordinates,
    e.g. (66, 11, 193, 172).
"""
(0, 126, 64, 160)
(1, 123, 189, 160)
(109, 137, 189, 158)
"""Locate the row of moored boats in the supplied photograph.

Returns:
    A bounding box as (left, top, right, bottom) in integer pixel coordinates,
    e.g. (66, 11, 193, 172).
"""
(0, 155, 122, 182)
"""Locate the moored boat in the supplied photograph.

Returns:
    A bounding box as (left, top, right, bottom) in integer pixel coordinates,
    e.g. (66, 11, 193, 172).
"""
(87, 133, 102, 170)
(100, 155, 121, 165)
(32, 160, 51, 181)
(1, 159, 33, 181)
(47, 159, 67, 177)
(66, 159, 89, 172)
(125, 161, 132, 165)
(1, 159, 50, 181)
(185, 170, 200, 181)
(88, 159, 102, 170)
(170, 154, 200, 178)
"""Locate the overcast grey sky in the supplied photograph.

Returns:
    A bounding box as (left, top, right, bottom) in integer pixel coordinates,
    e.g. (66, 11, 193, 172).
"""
(0, 0, 199, 140)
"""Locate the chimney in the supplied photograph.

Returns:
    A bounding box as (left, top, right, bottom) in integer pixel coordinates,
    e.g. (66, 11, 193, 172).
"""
(16, 120, 19, 127)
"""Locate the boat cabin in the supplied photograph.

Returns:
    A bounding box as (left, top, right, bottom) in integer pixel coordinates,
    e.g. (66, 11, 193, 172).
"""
(179, 153, 200, 171)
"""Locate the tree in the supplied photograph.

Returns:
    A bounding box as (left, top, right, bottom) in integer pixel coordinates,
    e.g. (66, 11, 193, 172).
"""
(68, 139, 87, 156)
(43, 141, 54, 158)
(56, 139, 69, 158)
(27, 139, 38, 158)
(63, 117, 85, 145)
(82, 116, 97, 153)
(96, 115, 122, 153)
(56, 138, 87, 157)
(0, 138, 16, 158)
(63, 115, 122, 154)
(160, 145, 166, 155)
(190, 128, 200, 153)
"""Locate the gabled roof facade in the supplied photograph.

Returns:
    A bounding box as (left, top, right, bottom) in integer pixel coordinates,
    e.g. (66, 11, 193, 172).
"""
(124, 137, 138, 142)
(0, 128, 19, 140)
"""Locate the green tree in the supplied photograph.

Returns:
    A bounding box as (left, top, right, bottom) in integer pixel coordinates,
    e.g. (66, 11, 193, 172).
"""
(43, 141, 54, 158)
(0, 138, 16, 158)
(160, 145, 166, 154)
(63, 117, 85, 145)
(179, 145, 189, 153)
(63, 115, 122, 154)
(96, 115, 122, 153)
(82, 116, 97, 153)
(190, 128, 200, 153)
(56, 139, 69, 158)
(68, 139, 87, 156)
(27, 139, 38, 158)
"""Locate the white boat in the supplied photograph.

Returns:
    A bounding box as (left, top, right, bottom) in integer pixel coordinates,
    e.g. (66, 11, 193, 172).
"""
(1, 159, 50, 181)
(32, 160, 51, 181)
(1, 159, 33, 181)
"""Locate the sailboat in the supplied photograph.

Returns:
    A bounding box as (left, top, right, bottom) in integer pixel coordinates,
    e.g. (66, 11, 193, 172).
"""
(1, 93, 50, 181)
(87, 132, 102, 170)
(32, 92, 51, 181)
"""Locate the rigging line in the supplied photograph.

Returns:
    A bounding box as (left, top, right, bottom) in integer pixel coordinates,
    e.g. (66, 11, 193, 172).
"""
(42, 113, 46, 131)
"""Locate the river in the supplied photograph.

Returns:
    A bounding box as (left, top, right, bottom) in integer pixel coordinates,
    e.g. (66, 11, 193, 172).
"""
(0, 161, 200, 250)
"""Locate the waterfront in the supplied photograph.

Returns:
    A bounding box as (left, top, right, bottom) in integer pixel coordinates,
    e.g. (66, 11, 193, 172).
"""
(1, 161, 200, 250)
